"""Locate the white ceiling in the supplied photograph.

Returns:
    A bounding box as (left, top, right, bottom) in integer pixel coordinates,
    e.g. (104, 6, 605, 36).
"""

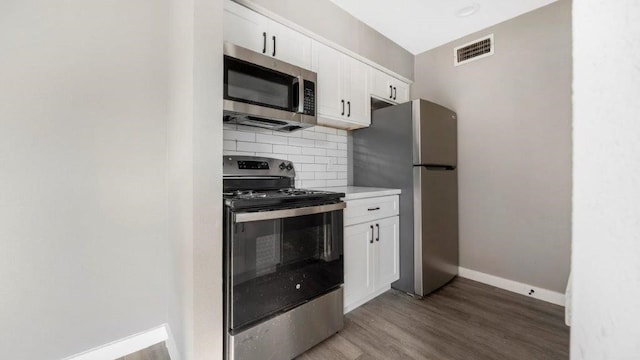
(329, 0, 558, 54)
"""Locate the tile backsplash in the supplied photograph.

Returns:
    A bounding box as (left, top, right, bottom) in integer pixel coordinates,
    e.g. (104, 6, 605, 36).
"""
(223, 124, 348, 188)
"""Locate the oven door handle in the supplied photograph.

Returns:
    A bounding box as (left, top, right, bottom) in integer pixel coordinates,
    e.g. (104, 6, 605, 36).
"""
(234, 202, 346, 223)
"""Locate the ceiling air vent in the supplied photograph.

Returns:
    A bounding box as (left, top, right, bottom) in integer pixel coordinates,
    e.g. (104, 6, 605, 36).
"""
(454, 34, 494, 66)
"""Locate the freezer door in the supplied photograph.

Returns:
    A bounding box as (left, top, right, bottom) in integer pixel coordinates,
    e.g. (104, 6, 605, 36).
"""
(412, 100, 457, 166)
(413, 166, 459, 296)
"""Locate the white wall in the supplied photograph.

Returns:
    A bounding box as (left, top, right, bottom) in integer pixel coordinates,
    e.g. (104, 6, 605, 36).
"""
(0, 1, 170, 358)
(412, 0, 572, 293)
(571, 0, 640, 358)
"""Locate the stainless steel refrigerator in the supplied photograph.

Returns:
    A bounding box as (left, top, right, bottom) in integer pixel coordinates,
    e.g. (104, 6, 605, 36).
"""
(353, 99, 458, 296)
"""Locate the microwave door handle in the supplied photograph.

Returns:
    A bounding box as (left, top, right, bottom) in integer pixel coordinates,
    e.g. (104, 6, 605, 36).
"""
(296, 76, 304, 113)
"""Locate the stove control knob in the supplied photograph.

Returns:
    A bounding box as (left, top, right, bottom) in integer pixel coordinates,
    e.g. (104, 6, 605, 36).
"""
(279, 162, 287, 170)
(286, 163, 294, 171)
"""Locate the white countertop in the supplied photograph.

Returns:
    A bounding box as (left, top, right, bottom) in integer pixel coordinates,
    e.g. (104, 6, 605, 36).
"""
(311, 186, 401, 200)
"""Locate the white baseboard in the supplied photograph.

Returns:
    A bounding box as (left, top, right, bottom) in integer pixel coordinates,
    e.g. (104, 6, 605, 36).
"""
(458, 267, 566, 307)
(63, 324, 172, 360)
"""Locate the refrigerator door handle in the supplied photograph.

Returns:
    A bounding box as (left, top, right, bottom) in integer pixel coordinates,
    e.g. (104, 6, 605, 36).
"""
(416, 164, 456, 171)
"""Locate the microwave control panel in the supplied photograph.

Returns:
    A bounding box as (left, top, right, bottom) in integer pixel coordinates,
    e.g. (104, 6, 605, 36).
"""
(303, 80, 315, 116)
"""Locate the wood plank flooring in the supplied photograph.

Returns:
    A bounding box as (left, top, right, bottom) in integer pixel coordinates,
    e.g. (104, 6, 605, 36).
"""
(298, 278, 569, 360)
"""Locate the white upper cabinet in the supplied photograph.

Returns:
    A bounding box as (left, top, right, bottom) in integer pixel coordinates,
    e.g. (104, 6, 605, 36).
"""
(223, 1, 311, 69)
(224, 0, 413, 130)
(370, 67, 411, 104)
(312, 41, 370, 129)
(267, 20, 312, 70)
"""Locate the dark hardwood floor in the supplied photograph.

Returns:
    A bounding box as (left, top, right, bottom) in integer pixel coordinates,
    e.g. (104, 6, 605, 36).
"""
(298, 278, 569, 360)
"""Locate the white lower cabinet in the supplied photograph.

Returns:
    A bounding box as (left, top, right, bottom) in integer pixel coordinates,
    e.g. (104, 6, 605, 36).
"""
(343, 196, 400, 313)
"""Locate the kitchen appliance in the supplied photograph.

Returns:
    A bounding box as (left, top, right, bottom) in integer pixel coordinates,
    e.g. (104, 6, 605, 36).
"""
(223, 42, 317, 132)
(223, 156, 345, 360)
(353, 99, 458, 297)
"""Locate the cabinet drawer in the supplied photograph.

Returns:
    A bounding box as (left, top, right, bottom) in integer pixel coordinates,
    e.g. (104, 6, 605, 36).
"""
(344, 195, 399, 226)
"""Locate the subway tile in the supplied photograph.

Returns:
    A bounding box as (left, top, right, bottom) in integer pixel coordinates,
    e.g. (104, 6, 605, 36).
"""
(224, 130, 255, 142)
(272, 145, 301, 155)
(288, 137, 316, 147)
(326, 134, 347, 143)
(255, 152, 286, 160)
(337, 172, 348, 179)
(336, 129, 347, 136)
(223, 140, 236, 151)
(327, 164, 348, 172)
(237, 141, 272, 153)
(299, 163, 326, 172)
(295, 171, 315, 180)
(223, 150, 255, 156)
(315, 126, 337, 135)
(303, 130, 327, 141)
(315, 140, 338, 149)
(326, 149, 348, 158)
(337, 142, 348, 150)
(325, 179, 348, 187)
(270, 153, 290, 160)
(316, 172, 337, 180)
(256, 133, 288, 145)
(301, 179, 327, 188)
(288, 155, 315, 163)
(337, 157, 348, 165)
(223, 123, 237, 130)
(301, 147, 326, 156)
(314, 156, 330, 164)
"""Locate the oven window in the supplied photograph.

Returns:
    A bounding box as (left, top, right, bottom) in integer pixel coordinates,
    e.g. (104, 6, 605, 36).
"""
(225, 56, 292, 110)
(230, 210, 343, 331)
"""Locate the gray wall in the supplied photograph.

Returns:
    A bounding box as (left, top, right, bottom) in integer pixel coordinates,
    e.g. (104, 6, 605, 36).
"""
(571, 0, 640, 358)
(412, 0, 572, 293)
(0, 1, 170, 358)
(242, 0, 414, 80)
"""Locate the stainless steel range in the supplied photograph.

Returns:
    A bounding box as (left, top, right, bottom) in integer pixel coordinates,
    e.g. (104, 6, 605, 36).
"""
(223, 156, 345, 360)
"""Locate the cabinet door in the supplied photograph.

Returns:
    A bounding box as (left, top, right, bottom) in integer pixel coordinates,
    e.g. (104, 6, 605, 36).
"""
(345, 57, 370, 127)
(374, 216, 400, 288)
(268, 20, 312, 69)
(370, 68, 395, 102)
(344, 222, 375, 308)
(392, 80, 410, 103)
(313, 41, 345, 120)
(223, 1, 268, 54)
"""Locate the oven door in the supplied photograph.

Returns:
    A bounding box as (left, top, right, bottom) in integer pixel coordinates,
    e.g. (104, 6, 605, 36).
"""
(227, 203, 344, 332)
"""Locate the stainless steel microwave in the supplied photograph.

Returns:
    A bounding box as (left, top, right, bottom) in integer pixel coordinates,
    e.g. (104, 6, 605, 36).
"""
(223, 42, 317, 132)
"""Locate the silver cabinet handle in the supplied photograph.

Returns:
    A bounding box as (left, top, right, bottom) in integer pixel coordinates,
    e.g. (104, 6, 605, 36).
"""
(376, 223, 380, 242)
(235, 202, 345, 223)
(367, 207, 380, 211)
